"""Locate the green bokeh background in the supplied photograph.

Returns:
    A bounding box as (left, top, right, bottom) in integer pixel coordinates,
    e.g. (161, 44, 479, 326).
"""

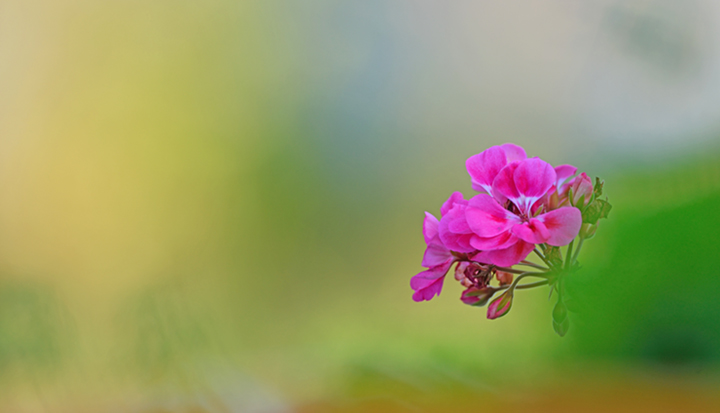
(1, 1, 719, 411)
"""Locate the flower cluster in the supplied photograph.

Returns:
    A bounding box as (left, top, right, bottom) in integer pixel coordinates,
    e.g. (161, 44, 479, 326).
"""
(411, 144, 611, 335)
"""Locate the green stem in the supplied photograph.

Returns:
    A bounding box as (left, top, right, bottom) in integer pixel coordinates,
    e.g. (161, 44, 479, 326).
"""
(493, 266, 526, 275)
(515, 279, 549, 290)
(565, 240, 574, 270)
(506, 272, 549, 294)
(519, 260, 548, 270)
(571, 237, 585, 265)
(495, 266, 548, 275)
(533, 248, 553, 269)
(497, 279, 548, 292)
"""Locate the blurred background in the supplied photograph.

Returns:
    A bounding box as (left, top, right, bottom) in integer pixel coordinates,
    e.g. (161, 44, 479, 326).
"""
(1, 0, 720, 411)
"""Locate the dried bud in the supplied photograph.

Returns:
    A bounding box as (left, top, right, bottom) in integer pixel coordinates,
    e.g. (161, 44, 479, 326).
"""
(455, 262, 470, 282)
(487, 290, 513, 319)
(455, 262, 491, 288)
(495, 270, 513, 286)
(461, 286, 497, 307)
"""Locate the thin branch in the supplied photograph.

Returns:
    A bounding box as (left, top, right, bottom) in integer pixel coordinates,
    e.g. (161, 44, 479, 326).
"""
(519, 260, 548, 270)
(564, 240, 574, 270)
(497, 279, 548, 291)
(494, 266, 530, 275)
(571, 237, 585, 265)
(534, 248, 553, 269)
(516, 279, 549, 290)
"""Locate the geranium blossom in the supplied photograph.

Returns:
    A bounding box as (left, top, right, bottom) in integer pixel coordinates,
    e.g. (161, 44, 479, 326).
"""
(410, 142, 611, 335)
(465, 158, 582, 266)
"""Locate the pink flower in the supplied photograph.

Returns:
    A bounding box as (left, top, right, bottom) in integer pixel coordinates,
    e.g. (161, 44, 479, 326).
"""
(465, 158, 582, 266)
(410, 212, 454, 302)
(466, 144, 527, 198)
(554, 164, 578, 193)
(437, 192, 475, 253)
(411, 192, 480, 302)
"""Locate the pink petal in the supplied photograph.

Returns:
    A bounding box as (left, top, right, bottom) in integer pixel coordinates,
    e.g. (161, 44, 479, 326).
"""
(439, 228, 476, 254)
(494, 159, 557, 215)
(423, 212, 439, 245)
(466, 194, 520, 237)
(440, 191, 467, 216)
(438, 204, 476, 253)
(500, 143, 527, 163)
(421, 244, 453, 268)
(466, 146, 509, 194)
(445, 207, 472, 234)
(491, 162, 520, 203)
(471, 240, 534, 267)
(554, 164, 577, 189)
(410, 262, 452, 302)
(469, 232, 518, 251)
(536, 207, 582, 246)
(512, 158, 556, 214)
(511, 218, 551, 244)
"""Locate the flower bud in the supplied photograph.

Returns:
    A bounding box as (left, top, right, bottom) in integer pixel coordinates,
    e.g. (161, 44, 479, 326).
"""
(553, 317, 570, 337)
(579, 223, 597, 239)
(552, 300, 567, 324)
(461, 286, 496, 307)
(487, 290, 513, 319)
(552, 298, 570, 336)
(570, 173, 593, 207)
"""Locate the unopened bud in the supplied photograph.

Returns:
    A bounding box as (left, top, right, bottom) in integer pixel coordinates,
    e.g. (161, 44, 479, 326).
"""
(487, 290, 513, 319)
(579, 223, 597, 239)
(461, 286, 497, 307)
(552, 300, 567, 324)
(552, 298, 570, 336)
(553, 317, 570, 337)
(570, 173, 593, 207)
